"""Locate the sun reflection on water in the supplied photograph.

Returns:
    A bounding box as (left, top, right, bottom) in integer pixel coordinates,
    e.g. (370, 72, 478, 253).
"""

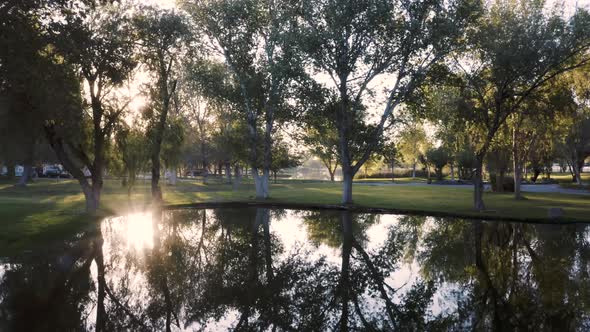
(108, 212, 154, 251)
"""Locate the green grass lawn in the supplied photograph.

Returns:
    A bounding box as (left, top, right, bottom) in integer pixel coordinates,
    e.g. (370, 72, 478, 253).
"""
(552, 172, 590, 183)
(0, 177, 589, 255)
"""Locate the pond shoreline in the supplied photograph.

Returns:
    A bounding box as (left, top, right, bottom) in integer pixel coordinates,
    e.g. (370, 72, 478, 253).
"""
(163, 201, 589, 225)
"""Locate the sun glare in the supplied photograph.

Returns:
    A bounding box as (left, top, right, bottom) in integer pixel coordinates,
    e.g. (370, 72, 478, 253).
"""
(120, 212, 154, 251)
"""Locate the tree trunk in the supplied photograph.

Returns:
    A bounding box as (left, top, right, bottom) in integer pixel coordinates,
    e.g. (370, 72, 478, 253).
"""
(513, 130, 523, 199)
(412, 162, 416, 178)
(45, 124, 102, 214)
(450, 163, 455, 181)
(391, 161, 395, 183)
(531, 169, 540, 183)
(94, 227, 106, 332)
(339, 211, 353, 332)
(202, 167, 209, 184)
(473, 155, 486, 211)
(225, 163, 232, 184)
(572, 171, 577, 182)
(514, 163, 523, 200)
(495, 172, 504, 193)
(150, 74, 175, 203)
(233, 165, 241, 190)
(574, 159, 583, 185)
(436, 168, 443, 181)
(16, 164, 32, 187)
(16, 140, 35, 187)
(342, 166, 354, 205)
(151, 158, 162, 203)
(324, 160, 337, 182)
(167, 168, 177, 186)
(253, 168, 269, 199)
(258, 208, 273, 282)
(262, 168, 270, 197)
(82, 182, 99, 213)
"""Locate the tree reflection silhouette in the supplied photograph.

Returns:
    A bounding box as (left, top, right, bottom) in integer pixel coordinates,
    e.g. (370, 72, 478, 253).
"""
(412, 217, 590, 331)
(1, 209, 589, 331)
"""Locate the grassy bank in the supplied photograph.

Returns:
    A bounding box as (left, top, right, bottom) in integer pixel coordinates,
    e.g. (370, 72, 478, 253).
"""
(0, 177, 589, 254)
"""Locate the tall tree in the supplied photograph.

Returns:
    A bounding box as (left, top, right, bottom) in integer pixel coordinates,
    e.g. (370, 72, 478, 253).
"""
(47, 2, 137, 212)
(115, 122, 148, 197)
(450, 0, 590, 210)
(426, 146, 451, 181)
(134, 7, 189, 203)
(381, 140, 401, 182)
(509, 80, 576, 198)
(0, 1, 49, 184)
(185, 0, 303, 199)
(398, 123, 428, 178)
(558, 113, 590, 185)
(297, 0, 478, 204)
(1, 0, 129, 212)
(269, 138, 302, 182)
(181, 58, 243, 183)
(418, 85, 472, 181)
(161, 117, 185, 186)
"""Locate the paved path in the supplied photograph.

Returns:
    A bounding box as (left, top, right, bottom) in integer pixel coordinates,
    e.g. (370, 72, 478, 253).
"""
(356, 182, 590, 196)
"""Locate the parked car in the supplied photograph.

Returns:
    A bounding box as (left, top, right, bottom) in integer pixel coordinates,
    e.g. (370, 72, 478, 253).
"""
(43, 165, 62, 178)
(60, 169, 73, 178)
(0, 165, 24, 176)
(14, 165, 24, 177)
(185, 169, 207, 177)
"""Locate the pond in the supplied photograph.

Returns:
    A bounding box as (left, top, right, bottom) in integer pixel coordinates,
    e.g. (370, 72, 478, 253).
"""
(1, 208, 589, 331)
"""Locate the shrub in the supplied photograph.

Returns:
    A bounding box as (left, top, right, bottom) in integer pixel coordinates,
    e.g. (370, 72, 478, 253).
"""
(426, 147, 451, 181)
(456, 149, 476, 180)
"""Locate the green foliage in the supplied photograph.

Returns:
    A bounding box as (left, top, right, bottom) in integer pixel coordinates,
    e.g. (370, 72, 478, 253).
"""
(161, 117, 185, 169)
(298, 94, 341, 179)
(455, 145, 476, 181)
(133, 6, 189, 73)
(398, 124, 429, 169)
(426, 147, 451, 181)
(0, 1, 84, 168)
(451, 0, 590, 156)
(185, 0, 303, 144)
(50, 3, 137, 87)
(270, 141, 302, 175)
(115, 123, 149, 193)
(381, 141, 401, 167)
(297, 0, 478, 185)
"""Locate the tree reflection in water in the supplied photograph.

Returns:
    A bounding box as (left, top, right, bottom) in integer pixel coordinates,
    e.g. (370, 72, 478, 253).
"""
(0, 208, 589, 331)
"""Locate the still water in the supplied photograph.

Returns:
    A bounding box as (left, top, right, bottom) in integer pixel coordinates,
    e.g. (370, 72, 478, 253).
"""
(1, 208, 589, 331)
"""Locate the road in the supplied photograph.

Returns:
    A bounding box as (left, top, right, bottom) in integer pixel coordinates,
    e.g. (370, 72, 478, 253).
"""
(356, 181, 590, 196)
